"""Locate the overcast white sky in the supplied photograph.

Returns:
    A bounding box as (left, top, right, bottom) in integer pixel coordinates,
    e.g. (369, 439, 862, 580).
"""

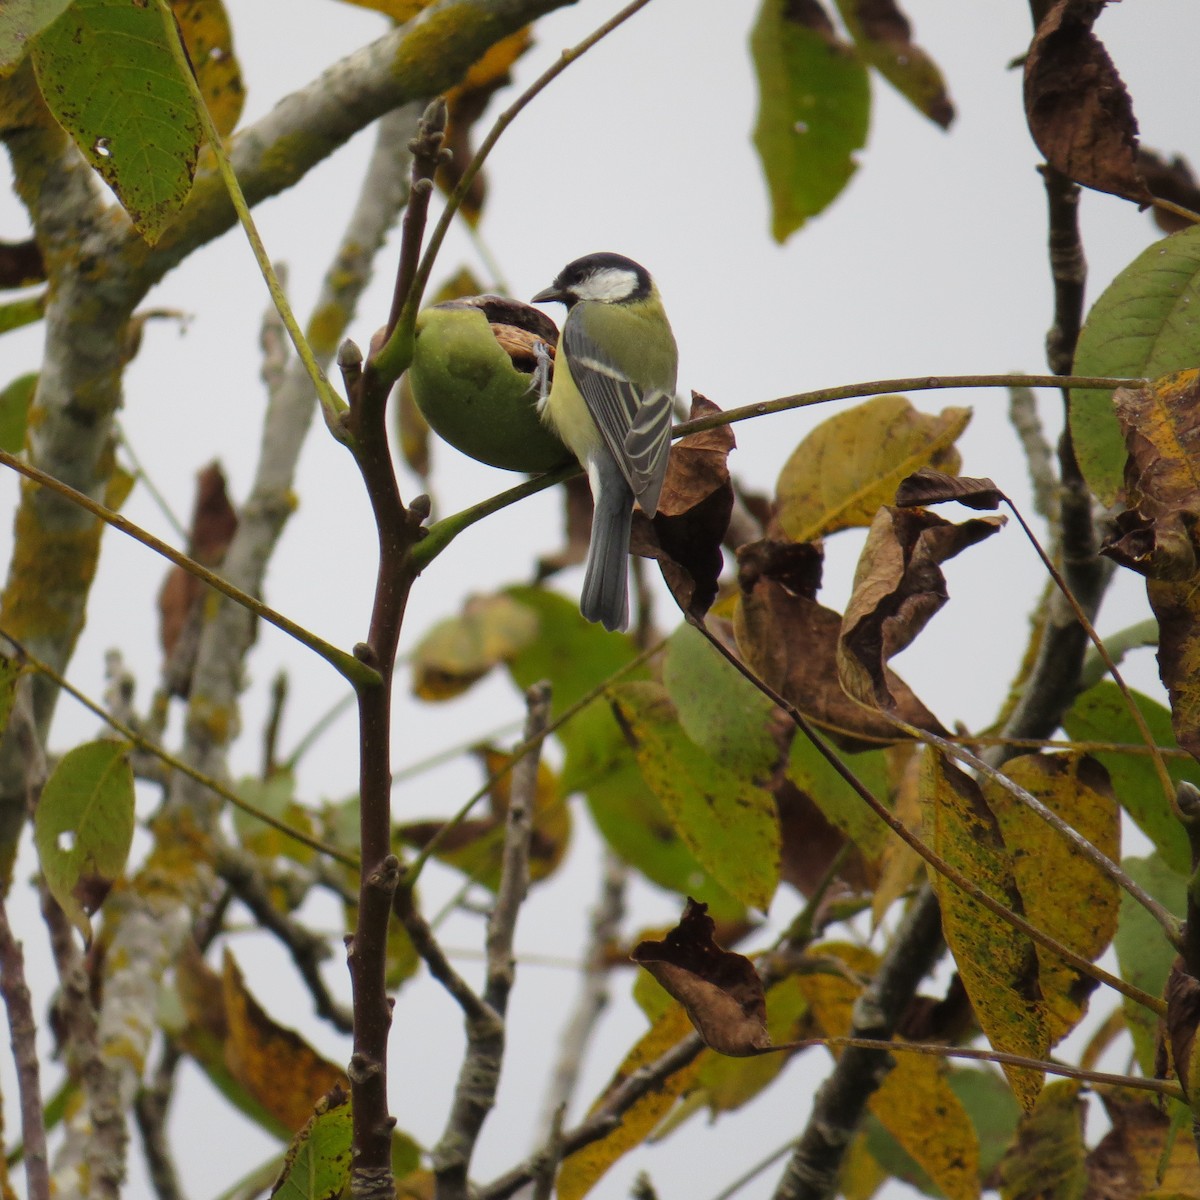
(3, 1, 1200, 1197)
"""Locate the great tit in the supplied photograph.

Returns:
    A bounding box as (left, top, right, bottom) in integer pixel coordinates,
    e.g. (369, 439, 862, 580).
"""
(532, 253, 677, 632)
(408, 295, 572, 473)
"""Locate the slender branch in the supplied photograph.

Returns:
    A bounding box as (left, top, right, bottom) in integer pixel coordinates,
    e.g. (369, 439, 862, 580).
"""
(0, 449, 374, 685)
(1007, 385, 1059, 526)
(133, 1044, 184, 1200)
(0, 894, 49, 1200)
(40, 888, 127, 1200)
(433, 683, 551, 1200)
(477, 1036, 706, 1200)
(153, 0, 345, 429)
(674, 373, 1145, 438)
(217, 848, 354, 1032)
(1002, 496, 1179, 819)
(374, 0, 658, 380)
(810, 1036, 1184, 1099)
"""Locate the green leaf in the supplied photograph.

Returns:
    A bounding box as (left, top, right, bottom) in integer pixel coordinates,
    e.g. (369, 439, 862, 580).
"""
(750, 0, 870, 242)
(1115, 854, 1186, 1075)
(1071, 225, 1200, 504)
(34, 738, 135, 941)
(0, 652, 20, 740)
(0, 0, 74, 75)
(271, 1088, 352, 1200)
(610, 681, 781, 911)
(947, 1068, 1021, 1179)
(662, 622, 779, 782)
(1062, 682, 1194, 874)
(0, 372, 35, 454)
(833, 0, 953, 129)
(32, 0, 201, 242)
(788, 735, 892, 860)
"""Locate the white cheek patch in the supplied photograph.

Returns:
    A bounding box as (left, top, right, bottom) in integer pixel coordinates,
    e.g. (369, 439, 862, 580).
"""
(575, 268, 639, 303)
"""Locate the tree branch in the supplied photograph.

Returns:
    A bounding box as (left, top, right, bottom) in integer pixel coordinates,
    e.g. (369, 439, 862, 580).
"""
(0, 893, 49, 1200)
(433, 682, 551, 1200)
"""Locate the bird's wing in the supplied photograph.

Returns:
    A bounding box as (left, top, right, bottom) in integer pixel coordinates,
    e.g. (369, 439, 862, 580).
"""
(562, 315, 673, 516)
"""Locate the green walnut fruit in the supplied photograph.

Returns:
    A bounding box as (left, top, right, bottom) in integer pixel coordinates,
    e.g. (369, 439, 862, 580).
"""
(408, 295, 572, 473)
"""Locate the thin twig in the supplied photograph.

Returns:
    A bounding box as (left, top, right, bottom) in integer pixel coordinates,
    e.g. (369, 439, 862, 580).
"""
(433, 682, 552, 1200)
(0, 894, 49, 1200)
(684, 617, 1165, 1017)
(217, 848, 353, 1032)
(40, 888, 127, 1200)
(536, 850, 627, 1140)
(1007, 385, 1058, 526)
(375, 0, 658, 381)
(133, 1044, 185, 1200)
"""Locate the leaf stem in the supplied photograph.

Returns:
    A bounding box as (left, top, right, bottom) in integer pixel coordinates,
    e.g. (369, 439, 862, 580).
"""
(152, 0, 346, 430)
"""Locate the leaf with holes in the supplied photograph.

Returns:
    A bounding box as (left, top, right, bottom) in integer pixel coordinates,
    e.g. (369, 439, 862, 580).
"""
(34, 739, 134, 941)
(32, 0, 202, 242)
(750, 0, 870, 242)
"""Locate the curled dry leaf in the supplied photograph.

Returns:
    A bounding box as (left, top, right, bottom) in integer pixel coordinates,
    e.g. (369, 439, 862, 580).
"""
(631, 897, 770, 1057)
(839, 506, 1004, 714)
(735, 538, 946, 751)
(1023, 0, 1150, 204)
(894, 467, 1003, 511)
(631, 393, 735, 619)
(1086, 1090, 1200, 1195)
(158, 461, 239, 695)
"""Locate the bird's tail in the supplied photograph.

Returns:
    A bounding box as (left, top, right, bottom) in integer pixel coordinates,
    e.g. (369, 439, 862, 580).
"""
(581, 466, 634, 633)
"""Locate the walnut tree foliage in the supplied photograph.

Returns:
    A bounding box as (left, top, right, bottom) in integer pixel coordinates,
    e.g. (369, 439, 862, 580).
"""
(1, 2, 1200, 1200)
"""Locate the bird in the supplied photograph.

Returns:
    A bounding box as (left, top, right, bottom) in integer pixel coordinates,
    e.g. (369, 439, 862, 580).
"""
(532, 253, 677, 632)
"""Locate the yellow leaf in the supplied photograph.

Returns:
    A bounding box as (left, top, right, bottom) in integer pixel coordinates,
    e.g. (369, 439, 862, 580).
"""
(998, 1080, 1085, 1200)
(984, 753, 1119, 1045)
(776, 395, 970, 542)
(556, 1006, 700, 1200)
(919, 750, 1048, 1110)
(796, 942, 980, 1200)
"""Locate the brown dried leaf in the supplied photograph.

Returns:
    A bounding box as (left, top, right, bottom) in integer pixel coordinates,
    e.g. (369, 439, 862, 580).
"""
(631, 898, 769, 1057)
(735, 538, 947, 751)
(0, 237, 43, 288)
(839, 506, 1004, 713)
(894, 467, 1003, 511)
(1023, 0, 1150, 204)
(631, 393, 735, 619)
(1086, 1090, 1200, 1200)
(222, 950, 347, 1134)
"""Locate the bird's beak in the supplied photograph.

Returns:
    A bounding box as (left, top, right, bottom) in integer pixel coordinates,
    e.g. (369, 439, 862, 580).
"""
(531, 284, 564, 304)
